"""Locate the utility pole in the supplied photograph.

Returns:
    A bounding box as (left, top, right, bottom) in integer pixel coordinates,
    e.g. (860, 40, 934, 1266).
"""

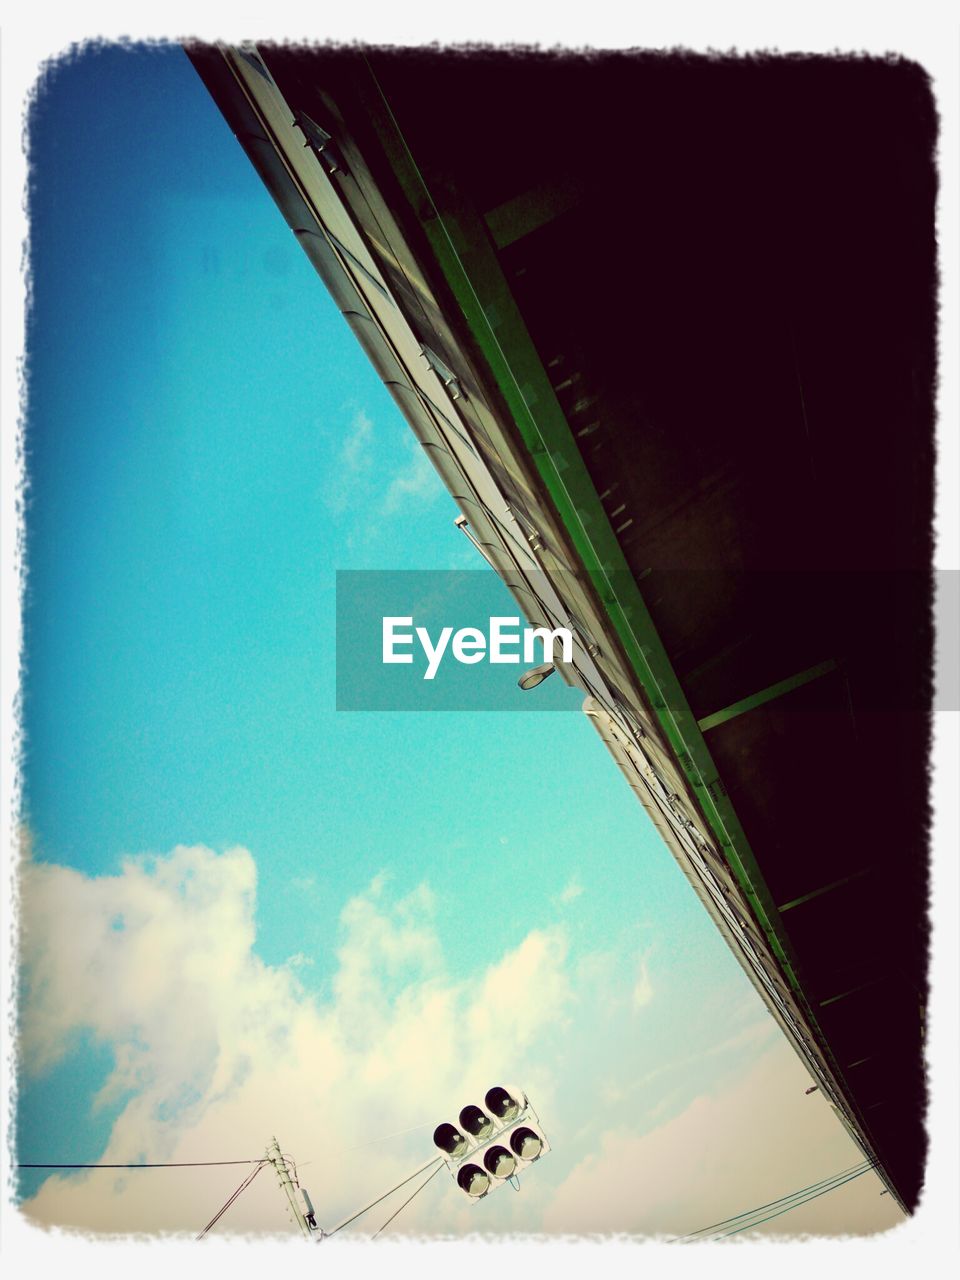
(267, 1136, 311, 1238)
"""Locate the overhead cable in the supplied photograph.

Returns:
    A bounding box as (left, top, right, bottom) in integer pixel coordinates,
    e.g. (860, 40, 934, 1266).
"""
(322, 1157, 444, 1239)
(196, 1161, 267, 1240)
(672, 1160, 876, 1242)
(717, 1164, 876, 1238)
(18, 1159, 265, 1169)
(371, 1162, 444, 1239)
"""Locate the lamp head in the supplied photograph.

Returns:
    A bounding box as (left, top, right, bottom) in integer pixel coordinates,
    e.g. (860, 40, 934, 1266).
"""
(518, 662, 556, 691)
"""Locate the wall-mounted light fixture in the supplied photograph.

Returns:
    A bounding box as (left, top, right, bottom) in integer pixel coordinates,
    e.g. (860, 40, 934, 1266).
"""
(518, 662, 556, 691)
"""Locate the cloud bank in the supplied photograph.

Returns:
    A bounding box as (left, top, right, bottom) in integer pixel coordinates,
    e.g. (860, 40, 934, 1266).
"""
(18, 844, 572, 1234)
(17, 843, 901, 1239)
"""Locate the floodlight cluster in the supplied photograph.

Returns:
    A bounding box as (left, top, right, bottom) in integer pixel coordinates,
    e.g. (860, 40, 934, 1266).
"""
(432, 1085, 550, 1200)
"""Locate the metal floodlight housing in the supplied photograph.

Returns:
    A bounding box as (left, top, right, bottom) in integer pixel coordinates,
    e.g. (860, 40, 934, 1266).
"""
(436, 1086, 549, 1200)
(433, 1121, 469, 1159)
(456, 1163, 491, 1199)
(482, 1144, 517, 1180)
(484, 1084, 524, 1123)
(508, 1124, 546, 1162)
(459, 1103, 494, 1141)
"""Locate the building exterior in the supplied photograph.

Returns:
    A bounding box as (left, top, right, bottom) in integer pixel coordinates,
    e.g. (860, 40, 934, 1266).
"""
(189, 44, 934, 1213)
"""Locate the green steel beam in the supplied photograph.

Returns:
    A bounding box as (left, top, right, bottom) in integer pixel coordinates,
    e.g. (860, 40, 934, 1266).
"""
(820, 979, 879, 1009)
(483, 178, 582, 250)
(697, 658, 838, 733)
(778, 865, 874, 914)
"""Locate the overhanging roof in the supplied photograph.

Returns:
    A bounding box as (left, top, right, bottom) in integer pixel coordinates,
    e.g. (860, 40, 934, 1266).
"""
(188, 43, 933, 1214)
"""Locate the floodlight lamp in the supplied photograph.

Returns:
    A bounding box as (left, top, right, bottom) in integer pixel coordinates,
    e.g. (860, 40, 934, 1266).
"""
(483, 1145, 517, 1179)
(459, 1104, 493, 1140)
(434, 1122, 468, 1158)
(457, 1164, 490, 1198)
(485, 1085, 522, 1121)
(509, 1126, 543, 1160)
(518, 662, 556, 691)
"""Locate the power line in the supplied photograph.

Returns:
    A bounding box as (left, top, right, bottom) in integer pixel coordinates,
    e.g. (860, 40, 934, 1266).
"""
(197, 1161, 267, 1240)
(347, 1120, 436, 1150)
(371, 1162, 444, 1240)
(672, 1159, 871, 1240)
(672, 1160, 875, 1242)
(717, 1165, 875, 1238)
(323, 1157, 444, 1239)
(18, 1159, 264, 1170)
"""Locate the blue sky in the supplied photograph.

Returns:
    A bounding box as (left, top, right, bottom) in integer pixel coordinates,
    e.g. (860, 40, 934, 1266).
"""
(15, 43, 902, 1239)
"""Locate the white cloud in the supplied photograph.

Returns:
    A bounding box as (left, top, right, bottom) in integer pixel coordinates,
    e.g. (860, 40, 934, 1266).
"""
(541, 1037, 903, 1238)
(16, 845, 905, 1242)
(17, 845, 574, 1236)
(632, 952, 653, 1010)
(324, 408, 375, 515)
(19, 844, 264, 1083)
(381, 434, 440, 515)
(321, 409, 442, 525)
(340, 408, 374, 472)
(557, 878, 584, 906)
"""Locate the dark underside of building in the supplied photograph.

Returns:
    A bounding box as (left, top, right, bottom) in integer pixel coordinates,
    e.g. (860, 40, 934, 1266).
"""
(191, 45, 935, 1212)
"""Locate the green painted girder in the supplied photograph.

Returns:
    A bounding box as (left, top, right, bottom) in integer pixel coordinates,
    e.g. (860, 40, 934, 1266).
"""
(483, 178, 582, 250)
(820, 979, 880, 1009)
(357, 57, 856, 1100)
(778, 865, 874, 914)
(697, 658, 838, 733)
